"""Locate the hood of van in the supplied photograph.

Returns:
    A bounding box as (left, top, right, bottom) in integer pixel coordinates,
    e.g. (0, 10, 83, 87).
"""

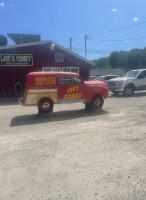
(84, 80, 107, 87)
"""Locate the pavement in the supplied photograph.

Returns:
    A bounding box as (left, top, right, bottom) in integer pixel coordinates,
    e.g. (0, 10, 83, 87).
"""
(0, 92, 146, 200)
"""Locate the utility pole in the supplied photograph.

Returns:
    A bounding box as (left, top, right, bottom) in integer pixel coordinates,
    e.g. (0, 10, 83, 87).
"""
(70, 38, 72, 51)
(85, 35, 87, 59)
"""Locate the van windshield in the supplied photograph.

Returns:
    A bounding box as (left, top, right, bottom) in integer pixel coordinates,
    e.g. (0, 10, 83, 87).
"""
(123, 70, 140, 77)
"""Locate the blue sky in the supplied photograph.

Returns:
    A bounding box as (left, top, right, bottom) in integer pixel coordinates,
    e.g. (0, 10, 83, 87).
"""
(0, 0, 146, 60)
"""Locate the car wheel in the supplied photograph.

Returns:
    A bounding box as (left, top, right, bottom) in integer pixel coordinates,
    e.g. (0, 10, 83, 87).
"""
(38, 98, 53, 114)
(124, 85, 134, 96)
(91, 95, 104, 110)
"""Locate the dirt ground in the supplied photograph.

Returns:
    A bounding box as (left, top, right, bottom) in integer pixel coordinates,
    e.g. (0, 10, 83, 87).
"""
(0, 92, 146, 200)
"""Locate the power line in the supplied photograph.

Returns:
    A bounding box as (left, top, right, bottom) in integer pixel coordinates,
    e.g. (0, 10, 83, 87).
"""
(60, 21, 146, 47)
(73, 50, 110, 55)
(90, 35, 146, 42)
(72, 41, 84, 47)
(72, 48, 113, 54)
(72, 47, 113, 51)
(64, 21, 146, 44)
(66, 35, 146, 56)
(72, 36, 84, 40)
(60, 39, 69, 45)
(72, 34, 146, 57)
(89, 21, 146, 37)
(61, 21, 146, 58)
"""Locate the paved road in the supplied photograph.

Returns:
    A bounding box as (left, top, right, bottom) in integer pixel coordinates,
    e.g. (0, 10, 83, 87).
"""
(0, 92, 146, 200)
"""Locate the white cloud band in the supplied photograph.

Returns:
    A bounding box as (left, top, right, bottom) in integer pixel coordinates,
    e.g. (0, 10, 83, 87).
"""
(112, 8, 118, 12)
(0, 2, 4, 7)
(133, 17, 139, 22)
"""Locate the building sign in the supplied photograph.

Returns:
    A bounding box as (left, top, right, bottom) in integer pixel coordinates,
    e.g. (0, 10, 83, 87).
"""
(1, 54, 33, 66)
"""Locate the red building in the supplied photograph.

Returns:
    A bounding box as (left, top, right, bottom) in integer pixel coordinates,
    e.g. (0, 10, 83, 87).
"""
(0, 40, 94, 97)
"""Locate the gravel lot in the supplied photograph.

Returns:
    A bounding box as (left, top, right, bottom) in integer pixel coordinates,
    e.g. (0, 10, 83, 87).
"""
(0, 92, 146, 200)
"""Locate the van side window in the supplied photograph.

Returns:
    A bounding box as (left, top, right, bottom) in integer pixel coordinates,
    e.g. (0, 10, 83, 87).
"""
(59, 76, 82, 85)
(72, 76, 82, 84)
(59, 77, 74, 85)
(139, 71, 146, 79)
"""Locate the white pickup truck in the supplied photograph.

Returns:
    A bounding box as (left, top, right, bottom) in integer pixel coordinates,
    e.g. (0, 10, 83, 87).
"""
(109, 69, 146, 96)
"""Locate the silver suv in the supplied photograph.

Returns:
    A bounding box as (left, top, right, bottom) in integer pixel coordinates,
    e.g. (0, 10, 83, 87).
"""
(109, 69, 146, 96)
(93, 75, 119, 87)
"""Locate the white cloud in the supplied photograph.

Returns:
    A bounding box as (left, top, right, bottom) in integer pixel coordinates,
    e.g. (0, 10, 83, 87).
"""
(133, 17, 139, 22)
(0, 2, 4, 7)
(112, 8, 120, 21)
(112, 8, 118, 12)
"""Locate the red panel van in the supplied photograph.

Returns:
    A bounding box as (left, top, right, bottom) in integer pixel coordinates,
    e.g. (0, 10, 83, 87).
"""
(19, 72, 110, 114)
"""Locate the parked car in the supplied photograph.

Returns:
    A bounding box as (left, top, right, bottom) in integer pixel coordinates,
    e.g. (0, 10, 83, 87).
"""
(109, 69, 146, 96)
(19, 71, 110, 114)
(93, 75, 120, 87)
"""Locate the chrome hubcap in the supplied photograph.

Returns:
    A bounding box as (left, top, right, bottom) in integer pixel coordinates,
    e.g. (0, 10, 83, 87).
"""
(125, 87, 132, 95)
(43, 102, 49, 109)
(95, 99, 101, 106)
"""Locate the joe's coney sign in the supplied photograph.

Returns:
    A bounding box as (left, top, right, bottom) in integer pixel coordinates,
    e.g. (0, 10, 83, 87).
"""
(1, 54, 33, 66)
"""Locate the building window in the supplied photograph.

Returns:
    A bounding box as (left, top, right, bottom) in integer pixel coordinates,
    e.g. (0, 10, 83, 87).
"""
(42, 67, 79, 74)
(62, 68, 70, 72)
(62, 67, 79, 74)
(42, 67, 61, 72)
(71, 67, 79, 74)
(55, 53, 64, 63)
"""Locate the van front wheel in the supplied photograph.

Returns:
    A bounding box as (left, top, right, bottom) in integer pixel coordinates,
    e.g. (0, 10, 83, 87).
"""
(38, 98, 53, 114)
(91, 95, 104, 110)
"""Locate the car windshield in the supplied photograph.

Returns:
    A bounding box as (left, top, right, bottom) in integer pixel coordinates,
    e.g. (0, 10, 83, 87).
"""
(123, 70, 140, 77)
(92, 76, 103, 81)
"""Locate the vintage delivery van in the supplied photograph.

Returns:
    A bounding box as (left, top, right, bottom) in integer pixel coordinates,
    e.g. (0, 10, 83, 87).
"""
(19, 71, 110, 114)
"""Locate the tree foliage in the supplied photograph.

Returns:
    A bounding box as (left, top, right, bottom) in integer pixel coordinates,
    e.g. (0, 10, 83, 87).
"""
(92, 48, 146, 70)
(92, 56, 110, 68)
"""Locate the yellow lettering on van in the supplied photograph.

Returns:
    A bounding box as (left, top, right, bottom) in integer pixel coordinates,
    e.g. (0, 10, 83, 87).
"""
(64, 94, 68, 100)
(71, 94, 76, 99)
(67, 86, 79, 93)
(35, 77, 56, 86)
(76, 94, 82, 99)
(64, 93, 82, 100)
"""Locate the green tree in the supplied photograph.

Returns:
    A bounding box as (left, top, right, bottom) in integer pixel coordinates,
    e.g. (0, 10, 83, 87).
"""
(109, 51, 119, 68)
(92, 47, 146, 71)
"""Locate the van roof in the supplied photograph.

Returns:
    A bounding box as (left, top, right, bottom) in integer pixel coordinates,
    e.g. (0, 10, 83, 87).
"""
(28, 71, 79, 77)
